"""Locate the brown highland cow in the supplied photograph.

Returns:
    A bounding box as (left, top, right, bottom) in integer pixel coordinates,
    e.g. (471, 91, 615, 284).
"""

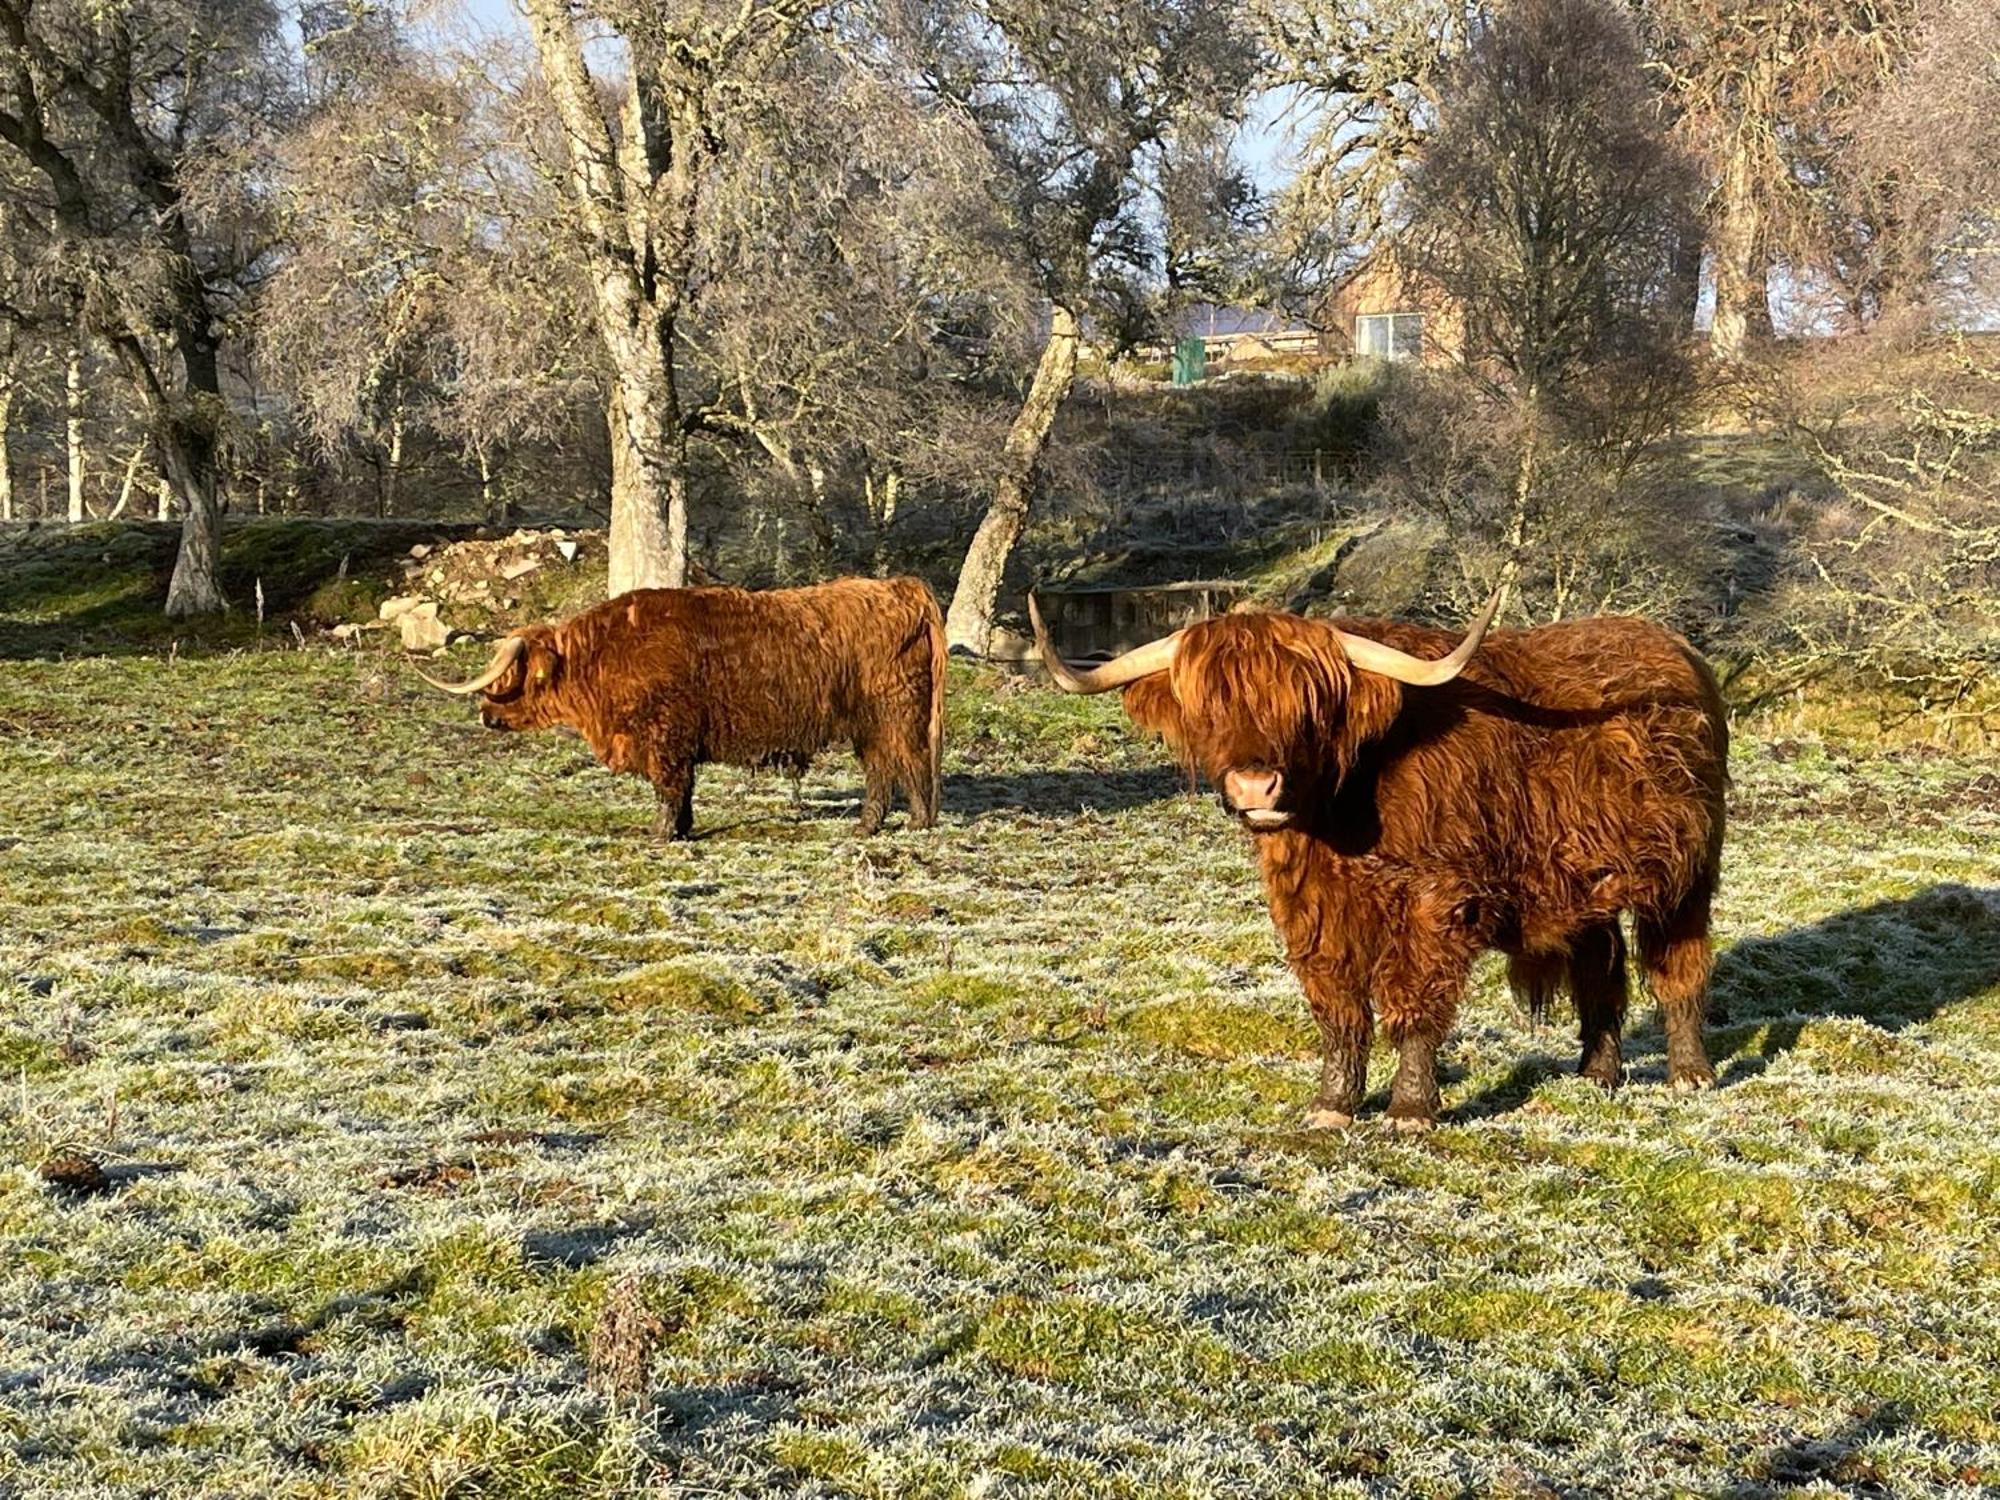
(419, 578, 946, 837)
(1031, 593, 1727, 1129)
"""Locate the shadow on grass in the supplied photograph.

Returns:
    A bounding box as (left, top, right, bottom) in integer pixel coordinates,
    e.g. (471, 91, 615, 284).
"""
(676, 766, 1185, 838)
(944, 766, 1187, 819)
(1719, 1401, 1910, 1497)
(1707, 882, 2000, 1080)
(681, 766, 1187, 837)
(0, 518, 483, 659)
(1454, 884, 2000, 1118)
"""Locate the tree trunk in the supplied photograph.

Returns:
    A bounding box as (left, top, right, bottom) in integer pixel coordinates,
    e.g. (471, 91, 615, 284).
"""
(945, 304, 1081, 654)
(66, 335, 86, 523)
(156, 475, 173, 521)
(1666, 228, 1703, 338)
(159, 414, 226, 616)
(523, 0, 690, 596)
(1709, 140, 1770, 359)
(1506, 386, 1540, 557)
(382, 401, 404, 517)
(477, 442, 505, 526)
(0, 384, 14, 523)
(116, 330, 229, 615)
(605, 370, 687, 595)
(108, 443, 143, 519)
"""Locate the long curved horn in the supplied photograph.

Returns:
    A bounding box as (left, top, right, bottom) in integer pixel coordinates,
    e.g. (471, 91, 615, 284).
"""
(412, 635, 527, 696)
(1029, 593, 1181, 694)
(1333, 588, 1503, 687)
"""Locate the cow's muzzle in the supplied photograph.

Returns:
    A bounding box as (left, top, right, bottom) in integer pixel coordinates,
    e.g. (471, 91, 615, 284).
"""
(1221, 768, 1291, 830)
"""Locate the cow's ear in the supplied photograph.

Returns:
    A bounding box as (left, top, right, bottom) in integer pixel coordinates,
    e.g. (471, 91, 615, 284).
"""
(1122, 673, 1188, 751)
(1334, 670, 1403, 771)
(526, 641, 562, 689)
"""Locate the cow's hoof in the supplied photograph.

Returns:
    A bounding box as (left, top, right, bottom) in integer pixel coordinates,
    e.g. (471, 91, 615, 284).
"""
(1669, 1068, 1716, 1094)
(1387, 1114, 1434, 1135)
(1302, 1108, 1354, 1131)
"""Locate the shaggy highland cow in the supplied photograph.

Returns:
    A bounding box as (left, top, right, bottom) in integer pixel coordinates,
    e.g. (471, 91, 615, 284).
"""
(420, 578, 946, 837)
(1031, 593, 1727, 1129)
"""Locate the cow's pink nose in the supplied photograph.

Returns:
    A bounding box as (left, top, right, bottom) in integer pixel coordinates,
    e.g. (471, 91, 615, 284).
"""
(1223, 767, 1284, 812)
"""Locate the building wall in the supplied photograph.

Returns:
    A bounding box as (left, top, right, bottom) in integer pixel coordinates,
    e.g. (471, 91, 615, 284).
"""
(1319, 258, 1465, 367)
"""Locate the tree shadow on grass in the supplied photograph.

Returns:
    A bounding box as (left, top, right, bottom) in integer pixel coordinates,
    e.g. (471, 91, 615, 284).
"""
(688, 766, 1187, 834)
(0, 518, 483, 659)
(1454, 884, 2000, 1117)
(1717, 1401, 1911, 1497)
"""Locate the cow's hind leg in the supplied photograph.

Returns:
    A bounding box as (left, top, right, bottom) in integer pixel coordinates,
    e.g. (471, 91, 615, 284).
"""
(1636, 887, 1716, 1092)
(1569, 921, 1629, 1089)
(884, 720, 938, 831)
(651, 766, 695, 841)
(855, 743, 893, 836)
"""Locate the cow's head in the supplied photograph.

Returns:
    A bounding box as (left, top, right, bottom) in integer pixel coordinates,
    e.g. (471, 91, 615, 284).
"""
(413, 625, 566, 732)
(1029, 592, 1499, 834)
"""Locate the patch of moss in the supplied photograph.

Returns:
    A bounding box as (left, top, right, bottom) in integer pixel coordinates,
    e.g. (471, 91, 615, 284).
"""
(1123, 996, 1316, 1061)
(972, 1294, 1131, 1383)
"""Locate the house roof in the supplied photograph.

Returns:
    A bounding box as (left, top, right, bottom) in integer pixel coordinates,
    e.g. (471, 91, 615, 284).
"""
(1179, 303, 1313, 339)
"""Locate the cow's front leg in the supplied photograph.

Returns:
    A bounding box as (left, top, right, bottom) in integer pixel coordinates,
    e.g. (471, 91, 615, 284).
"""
(1379, 974, 1468, 1132)
(651, 766, 695, 840)
(1376, 898, 1479, 1130)
(1296, 964, 1371, 1129)
(1384, 1026, 1445, 1131)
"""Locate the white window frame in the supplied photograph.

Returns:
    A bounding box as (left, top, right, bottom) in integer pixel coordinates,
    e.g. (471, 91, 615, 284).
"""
(1355, 311, 1424, 362)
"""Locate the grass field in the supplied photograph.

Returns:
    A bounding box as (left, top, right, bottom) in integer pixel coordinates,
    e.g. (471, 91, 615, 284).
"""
(4, 645, 1999, 1498)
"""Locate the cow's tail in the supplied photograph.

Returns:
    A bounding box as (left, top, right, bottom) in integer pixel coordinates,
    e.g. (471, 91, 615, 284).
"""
(923, 583, 947, 813)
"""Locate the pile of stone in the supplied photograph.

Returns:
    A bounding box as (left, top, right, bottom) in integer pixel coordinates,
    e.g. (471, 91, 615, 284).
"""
(329, 528, 596, 653)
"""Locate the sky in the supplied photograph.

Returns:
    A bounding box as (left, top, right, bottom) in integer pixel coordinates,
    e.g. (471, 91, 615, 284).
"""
(445, 0, 1300, 191)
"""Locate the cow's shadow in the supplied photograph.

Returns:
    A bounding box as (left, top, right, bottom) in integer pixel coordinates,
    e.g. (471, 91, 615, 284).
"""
(681, 766, 1185, 838)
(1458, 883, 2000, 1114)
(942, 766, 1187, 820)
(1702, 882, 2000, 1081)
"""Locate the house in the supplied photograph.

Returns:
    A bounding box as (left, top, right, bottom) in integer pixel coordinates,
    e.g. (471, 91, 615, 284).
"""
(1182, 304, 1327, 366)
(1318, 256, 1465, 368)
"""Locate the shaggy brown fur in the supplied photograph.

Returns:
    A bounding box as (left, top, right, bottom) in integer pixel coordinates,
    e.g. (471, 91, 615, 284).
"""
(466, 578, 945, 837)
(1118, 610, 1727, 1127)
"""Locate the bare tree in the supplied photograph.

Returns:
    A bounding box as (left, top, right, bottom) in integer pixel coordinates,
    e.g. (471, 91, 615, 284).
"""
(689, 42, 1028, 566)
(1398, 0, 1701, 611)
(517, 0, 828, 596)
(918, 0, 1256, 652)
(1839, 0, 2000, 318)
(63, 300, 83, 522)
(1640, 0, 1917, 357)
(0, 0, 289, 613)
(1736, 2, 2000, 722)
(0, 321, 19, 522)
(263, 7, 490, 514)
(1257, 0, 1481, 305)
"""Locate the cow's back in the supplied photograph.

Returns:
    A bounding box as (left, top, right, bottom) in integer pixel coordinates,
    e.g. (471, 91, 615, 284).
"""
(578, 580, 939, 764)
(1343, 613, 1727, 934)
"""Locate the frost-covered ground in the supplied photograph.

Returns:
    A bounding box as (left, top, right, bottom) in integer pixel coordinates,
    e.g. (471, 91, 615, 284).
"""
(3, 649, 1998, 1498)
